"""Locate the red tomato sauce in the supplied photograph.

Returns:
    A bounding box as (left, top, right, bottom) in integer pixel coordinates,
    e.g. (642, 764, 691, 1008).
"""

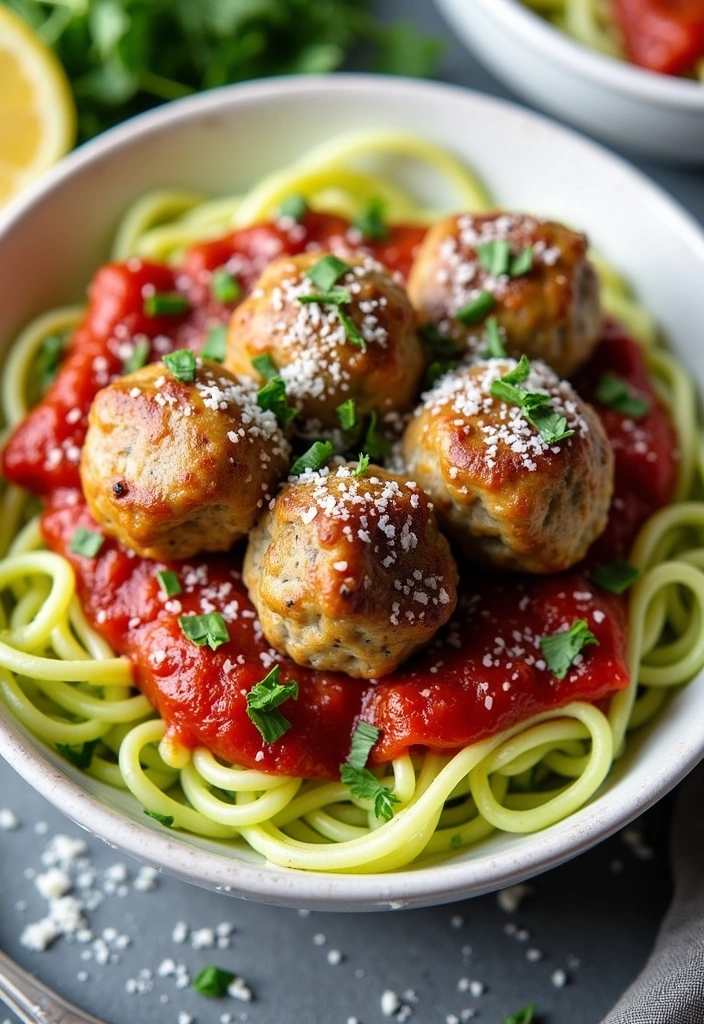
(611, 0, 704, 77)
(2, 213, 678, 779)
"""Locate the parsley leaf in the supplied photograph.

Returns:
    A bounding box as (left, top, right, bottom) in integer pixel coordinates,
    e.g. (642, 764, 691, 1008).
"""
(156, 570, 181, 598)
(210, 267, 241, 304)
(525, 404, 574, 444)
(144, 292, 189, 317)
(509, 247, 534, 277)
(144, 809, 174, 828)
(163, 349, 196, 383)
(456, 291, 496, 325)
(256, 376, 297, 429)
(425, 360, 459, 388)
(592, 559, 640, 594)
(69, 527, 104, 558)
(192, 966, 235, 998)
(245, 666, 299, 744)
(419, 323, 461, 360)
(298, 288, 352, 306)
(123, 337, 150, 374)
(306, 254, 350, 291)
(201, 326, 228, 362)
(338, 307, 366, 350)
(347, 721, 380, 768)
(337, 399, 357, 431)
(595, 372, 650, 419)
(540, 620, 599, 680)
(503, 1004, 536, 1024)
(339, 720, 398, 821)
(490, 358, 574, 444)
(354, 453, 370, 478)
(290, 441, 334, 476)
(251, 353, 279, 381)
(362, 411, 391, 462)
(502, 354, 531, 385)
(179, 612, 230, 651)
(354, 197, 388, 241)
(477, 240, 510, 276)
(56, 740, 98, 770)
(279, 194, 308, 221)
(484, 316, 506, 358)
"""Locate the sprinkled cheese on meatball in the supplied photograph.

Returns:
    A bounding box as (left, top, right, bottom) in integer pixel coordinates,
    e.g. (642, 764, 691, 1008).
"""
(243, 463, 458, 678)
(408, 212, 601, 378)
(80, 360, 290, 560)
(225, 252, 424, 431)
(402, 359, 614, 574)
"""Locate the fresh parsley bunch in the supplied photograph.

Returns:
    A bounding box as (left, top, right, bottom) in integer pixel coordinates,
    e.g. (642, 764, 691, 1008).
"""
(4, 0, 444, 141)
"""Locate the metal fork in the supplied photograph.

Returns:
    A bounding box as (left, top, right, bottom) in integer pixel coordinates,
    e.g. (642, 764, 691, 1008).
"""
(0, 948, 109, 1024)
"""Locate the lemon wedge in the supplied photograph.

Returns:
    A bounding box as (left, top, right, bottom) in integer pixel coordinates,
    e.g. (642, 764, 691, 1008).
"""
(0, 6, 76, 206)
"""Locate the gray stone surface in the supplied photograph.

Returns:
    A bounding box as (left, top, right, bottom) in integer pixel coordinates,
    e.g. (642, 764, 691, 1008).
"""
(1, 2, 702, 1023)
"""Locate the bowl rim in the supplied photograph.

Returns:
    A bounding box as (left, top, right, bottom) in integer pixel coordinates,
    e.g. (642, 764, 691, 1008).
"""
(469, 0, 704, 109)
(2, 73, 704, 909)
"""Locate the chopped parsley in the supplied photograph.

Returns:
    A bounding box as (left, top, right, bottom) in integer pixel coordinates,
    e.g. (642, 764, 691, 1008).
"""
(163, 349, 196, 383)
(305, 254, 351, 291)
(123, 337, 150, 374)
(595, 372, 650, 419)
(456, 290, 496, 325)
(354, 453, 371, 478)
(510, 246, 534, 277)
(290, 441, 334, 476)
(338, 307, 366, 350)
(362, 411, 392, 461)
(298, 287, 352, 306)
(56, 740, 98, 770)
(251, 353, 279, 381)
(143, 291, 189, 317)
(256, 376, 297, 429)
(201, 326, 227, 362)
(477, 239, 510, 276)
(178, 612, 230, 651)
(336, 399, 357, 431)
(592, 558, 640, 594)
(484, 316, 506, 358)
(419, 323, 461, 360)
(144, 809, 174, 827)
(156, 569, 181, 597)
(540, 620, 599, 680)
(339, 720, 399, 823)
(449, 833, 463, 850)
(503, 1004, 536, 1024)
(490, 358, 574, 445)
(245, 666, 299, 744)
(354, 197, 388, 241)
(38, 331, 69, 389)
(347, 721, 380, 768)
(69, 527, 104, 558)
(425, 360, 458, 388)
(279, 194, 308, 222)
(192, 966, 236, 998)
(210, 267, 241, 304)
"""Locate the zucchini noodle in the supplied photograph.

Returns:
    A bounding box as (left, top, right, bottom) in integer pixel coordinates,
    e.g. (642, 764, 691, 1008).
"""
(1, 131, 703, 873)
(521, 0, 704, 84)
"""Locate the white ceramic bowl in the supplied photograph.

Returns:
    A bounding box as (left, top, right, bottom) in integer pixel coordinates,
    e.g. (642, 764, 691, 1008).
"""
(2, 76, 704, 911)
(435, 0, 704, 164)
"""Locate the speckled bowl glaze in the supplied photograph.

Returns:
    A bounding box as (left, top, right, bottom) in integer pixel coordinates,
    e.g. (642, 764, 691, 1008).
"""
(1, 76, 704, 910)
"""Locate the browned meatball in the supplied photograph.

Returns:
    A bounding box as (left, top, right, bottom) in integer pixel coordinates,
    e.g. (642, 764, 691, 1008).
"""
(407, 212, 601, 378)
(225, 252, 425, 430)
(80, 360, 290, 560)
(243, 463, 458, 678)
(402, 360, 613, 574)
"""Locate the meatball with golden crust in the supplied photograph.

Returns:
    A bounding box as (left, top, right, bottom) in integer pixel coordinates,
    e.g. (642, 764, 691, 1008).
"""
(402, 360, 613, 574)
(243, 463, 458, 678)
(80, 360, 290, 561)
(407, 212, 601, 378)
(225, 251, 425, 430)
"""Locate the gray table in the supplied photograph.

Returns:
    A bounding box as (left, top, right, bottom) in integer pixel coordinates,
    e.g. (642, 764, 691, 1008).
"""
(1, 3, 702, 1024)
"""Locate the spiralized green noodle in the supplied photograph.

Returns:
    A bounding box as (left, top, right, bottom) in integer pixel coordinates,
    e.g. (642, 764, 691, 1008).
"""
(1, 131, 703, 873)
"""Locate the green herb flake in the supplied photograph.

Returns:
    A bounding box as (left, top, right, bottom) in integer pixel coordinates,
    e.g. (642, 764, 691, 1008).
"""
(69, 527, 104, 558)
(338, 307, 366, 350)
(340, 764, 400, 822)
(502, 354, 531, 384)
(503, 1004, 536, 1024)
(477, 239, 510, 277)
(510, 247, 534, 278)
(123, 337, 150, 374)
(305, 254, 351, 291)
(201, 326, 228, 363)
(245, 666, 299, 744)
(256, 377, 297, 429)
(210, 267, 241, 304)
(540, 620, 599, 680)
(419, 323, 461, 360)
(251, 353, 279, 381)
(354, 198, 388, 241)
(362, 411, 391, 461)
(425, 360, 459, 388)
(337, 399, 357, 431)
(298, 288, 352, 306)
(163, 349, 196, 383)
(592, 558, 640, 595)
(490, 358, 574, 444)
(449, 833, 463, 850)
(526, 404, 574, 444)
(354, 453, 371, 478)
(56, 740, 98, 770)
(156, 570, 181, 598)
(456, 290, 496, 326)
(144, 809, 174, 828)
(179, 612, 230, 651)
(192, 965, 236, 998)
(39, 331, 69, 389)
(595, 372, 650, 419)
(484, 316, 506, 358)
(143, 292, 189, 318)
(290, 441, 334, 476)
(279, 194, 309, 222)
(347, 720, 380, 768)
